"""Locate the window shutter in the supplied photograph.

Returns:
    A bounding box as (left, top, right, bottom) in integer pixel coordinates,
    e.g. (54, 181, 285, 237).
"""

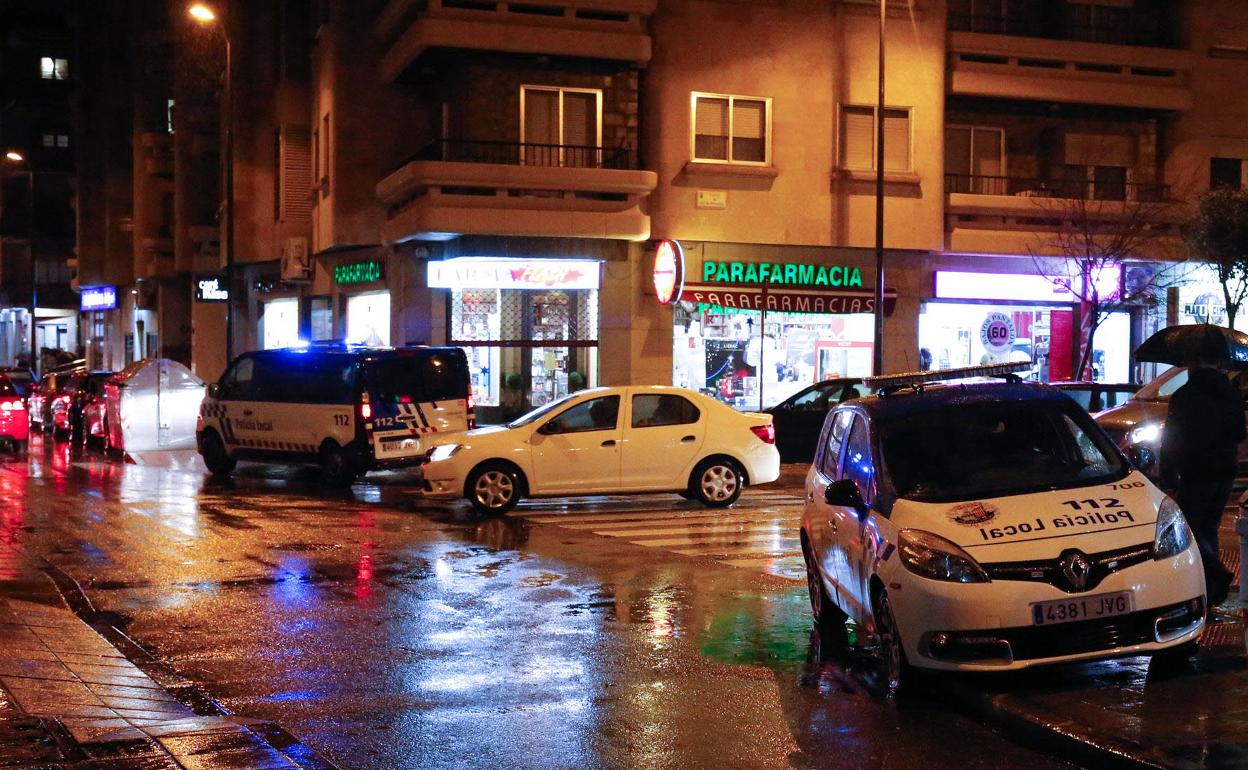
(694, 96, 729, 161)
(561, 91, 596, 148)
(882, 109, 910, 171)
(731, 99, 766, 162)
(840, 106, 874, 169)
(279, 124, 312, 222)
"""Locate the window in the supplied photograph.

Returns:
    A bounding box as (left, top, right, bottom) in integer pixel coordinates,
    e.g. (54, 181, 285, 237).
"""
(631, 394, 699, 428)
(42, 134, 69, 149)
(840, 414, 874, 502)
(545, 395, 619, 434)
(166, 99, 175, 134)
(309, 296, 333, 341)
(1211, 157, 1245, 190)
(691, 93, 770, 164)
(840, 105, 911, 171)
(319, 113, 331, 191)
(520, 86, 603, 167)
(945, 126, 1003, 193)
(818, 410, 853, 479)
(40, 57, 69, 80)
(219, 357, 255, 400)
(1093, 165, 1127, 201)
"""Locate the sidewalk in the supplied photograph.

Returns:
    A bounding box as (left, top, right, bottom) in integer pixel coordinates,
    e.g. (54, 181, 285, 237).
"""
(0, 538, 335, 769)
(944, 513, 1248, 770)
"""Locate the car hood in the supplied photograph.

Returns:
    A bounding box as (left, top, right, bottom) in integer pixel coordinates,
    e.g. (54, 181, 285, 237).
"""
(1094, 399, 1165, 431)
(889, 471, 1162, 561)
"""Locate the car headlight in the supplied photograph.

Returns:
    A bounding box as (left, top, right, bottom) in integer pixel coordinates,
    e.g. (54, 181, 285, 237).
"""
(1130, 422, 1162, 444)
(897, 529, 989, 583)
(427, 443, 463, 463)
(1154, 496, 1191, 560)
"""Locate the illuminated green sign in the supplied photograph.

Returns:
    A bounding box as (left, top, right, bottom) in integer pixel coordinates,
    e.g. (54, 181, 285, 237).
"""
(335, 260, 383, 285)
(703, 259, 863, 288)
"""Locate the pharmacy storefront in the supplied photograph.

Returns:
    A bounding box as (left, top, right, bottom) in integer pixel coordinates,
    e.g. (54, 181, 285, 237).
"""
(919, 268, 1132, 383)
(664, 242, 893, 410)
(335, 259, 391, 347)
(429, 256, 601, 424)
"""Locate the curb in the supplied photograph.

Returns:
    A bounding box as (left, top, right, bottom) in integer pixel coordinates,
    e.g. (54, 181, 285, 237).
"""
(40, 559, 341, 770)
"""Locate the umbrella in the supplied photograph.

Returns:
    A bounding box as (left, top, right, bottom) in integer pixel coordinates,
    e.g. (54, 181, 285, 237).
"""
(1134, 324, 1248, 368)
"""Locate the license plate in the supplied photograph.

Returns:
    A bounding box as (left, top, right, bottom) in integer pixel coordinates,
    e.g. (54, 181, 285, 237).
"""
(1031, 591, 1132, 626)
(381, 439, 410, 453)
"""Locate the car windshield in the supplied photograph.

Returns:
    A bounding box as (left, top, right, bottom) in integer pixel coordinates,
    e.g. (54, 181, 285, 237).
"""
(507, 392, 583, 428)
(882, 399, 1127, 503)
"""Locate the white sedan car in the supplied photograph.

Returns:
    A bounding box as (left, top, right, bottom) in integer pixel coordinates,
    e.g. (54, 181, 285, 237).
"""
(802, 365, 1205, 693)
(421, 385, 781, 514)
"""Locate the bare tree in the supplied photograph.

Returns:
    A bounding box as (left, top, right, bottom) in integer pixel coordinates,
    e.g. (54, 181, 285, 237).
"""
(1186, 188, 1248, 329)
(1031, 192, 1186, 380)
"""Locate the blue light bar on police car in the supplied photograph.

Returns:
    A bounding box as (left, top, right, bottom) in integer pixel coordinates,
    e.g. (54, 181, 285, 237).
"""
(863, 361, 1032, 391)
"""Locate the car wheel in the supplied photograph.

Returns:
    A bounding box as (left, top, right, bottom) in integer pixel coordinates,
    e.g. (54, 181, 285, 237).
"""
(320, 443, 359, 487)
(467, 463, 523, 516)
(691, 458, 743, 507)
(802, 539, 849, 648)
(200, 432, 236, 476)
(875, 590, 912, 697)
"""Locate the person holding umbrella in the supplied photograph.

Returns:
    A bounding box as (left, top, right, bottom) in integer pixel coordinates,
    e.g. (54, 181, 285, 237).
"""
(1138, 324, 1248, 608)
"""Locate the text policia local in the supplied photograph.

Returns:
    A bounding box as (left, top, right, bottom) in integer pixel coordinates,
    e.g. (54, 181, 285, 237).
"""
(703, 260, 865, 288)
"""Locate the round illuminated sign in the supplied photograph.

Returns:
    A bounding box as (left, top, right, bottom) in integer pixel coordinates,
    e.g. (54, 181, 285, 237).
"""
(980, 312, 1016, 354)
(653, 240, 684, 305)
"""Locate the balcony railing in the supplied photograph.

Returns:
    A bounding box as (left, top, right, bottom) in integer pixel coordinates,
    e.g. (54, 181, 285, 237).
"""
(945, 174, 1170, 203)
(411, 139, 637, 170)
(948, 11, 1175, 49)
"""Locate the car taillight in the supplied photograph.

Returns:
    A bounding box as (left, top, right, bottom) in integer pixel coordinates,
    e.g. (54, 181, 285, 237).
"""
(53, 395, 70, 406)
(467, 393, 476, 429)
(750, 424, 775, 444)
(0, 398, 23, 412)
(360, 391, 372, 421)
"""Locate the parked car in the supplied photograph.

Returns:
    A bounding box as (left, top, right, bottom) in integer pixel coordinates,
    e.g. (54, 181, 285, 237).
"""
(764, 378, 862, 463)
(59, 370, 114, 445)
(80, 374, 112, 448)
(29, 361, 86, 437)
(0, 375, 29, 452)
(198, 345, 474, 485)
(106, 359, 205, 455)
(1094, 367, 1248, 476)
(420, 385, 781, 514)
(0, 367, 35, 402)
(1050, 381, 1139, 414)
(802, 364, 1204, 694)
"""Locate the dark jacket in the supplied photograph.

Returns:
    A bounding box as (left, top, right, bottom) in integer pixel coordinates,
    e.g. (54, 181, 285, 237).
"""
(1160, 368, 1246, 481)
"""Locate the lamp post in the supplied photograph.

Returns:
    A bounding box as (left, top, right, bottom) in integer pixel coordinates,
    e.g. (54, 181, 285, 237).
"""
(188, 2, 235, 360)
(872, 0, 886, 376)
(2, 151, 36, 372)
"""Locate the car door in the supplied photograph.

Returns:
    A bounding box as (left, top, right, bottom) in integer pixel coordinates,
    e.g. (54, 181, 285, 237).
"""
(805, 409, 853, 607)
(832, 414, 877, 619)
(620, 392, 704, 489)
(214, 355, 261, 450)
(529, 394, 623, 494)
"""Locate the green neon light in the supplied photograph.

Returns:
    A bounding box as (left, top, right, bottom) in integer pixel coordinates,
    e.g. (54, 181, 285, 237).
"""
(702, 259, 864, 288)
(335, 260, 383, 285)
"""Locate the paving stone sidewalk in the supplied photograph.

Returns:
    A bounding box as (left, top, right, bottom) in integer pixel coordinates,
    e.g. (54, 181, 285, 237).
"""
(0, 539, 333, 769)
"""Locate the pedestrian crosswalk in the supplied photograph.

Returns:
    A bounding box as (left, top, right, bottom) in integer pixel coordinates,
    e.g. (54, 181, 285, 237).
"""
(509, 489, 808, 580)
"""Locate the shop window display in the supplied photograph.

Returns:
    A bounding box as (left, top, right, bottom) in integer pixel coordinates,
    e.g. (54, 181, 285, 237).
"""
(673, 303, 873, 411)
(450, 287, 598, 423)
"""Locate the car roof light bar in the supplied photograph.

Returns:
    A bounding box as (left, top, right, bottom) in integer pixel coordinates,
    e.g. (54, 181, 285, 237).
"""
(863, 361, 1032, 391)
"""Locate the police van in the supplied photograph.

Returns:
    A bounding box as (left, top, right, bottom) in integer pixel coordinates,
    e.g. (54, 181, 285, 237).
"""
(197, 345, 473, 485)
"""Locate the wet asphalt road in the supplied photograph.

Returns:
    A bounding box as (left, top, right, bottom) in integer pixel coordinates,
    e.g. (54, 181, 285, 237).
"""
(0, 437, 1074, 769)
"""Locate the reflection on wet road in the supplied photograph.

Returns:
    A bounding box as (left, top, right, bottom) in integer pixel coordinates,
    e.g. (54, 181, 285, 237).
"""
(0, 439, 1071, 769)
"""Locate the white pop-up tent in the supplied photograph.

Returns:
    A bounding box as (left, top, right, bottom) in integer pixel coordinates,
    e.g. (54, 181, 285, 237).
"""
(104, 358, 205, 453)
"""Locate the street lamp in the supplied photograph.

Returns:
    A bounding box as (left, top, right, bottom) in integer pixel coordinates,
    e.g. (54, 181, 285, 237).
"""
(188, 2, 235, 360)
(1, 150, 36, 372)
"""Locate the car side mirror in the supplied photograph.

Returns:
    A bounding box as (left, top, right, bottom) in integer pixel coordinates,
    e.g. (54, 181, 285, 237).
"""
(207, 383, 220, 399)
(1126, 444, 1155, 471)
(824, 478, 867, 515)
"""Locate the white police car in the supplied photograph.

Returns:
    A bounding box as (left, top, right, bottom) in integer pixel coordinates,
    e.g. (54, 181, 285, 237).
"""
(801, 363, 1205, 693)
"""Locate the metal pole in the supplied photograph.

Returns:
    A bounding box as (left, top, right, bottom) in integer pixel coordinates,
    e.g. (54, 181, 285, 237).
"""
(26, 171, 36, 374)
(872, 0, 886, 376)
(223, 29, 234, 361)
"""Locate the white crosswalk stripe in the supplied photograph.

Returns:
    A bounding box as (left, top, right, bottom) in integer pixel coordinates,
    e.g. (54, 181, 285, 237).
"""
(509, 493, 807, 580)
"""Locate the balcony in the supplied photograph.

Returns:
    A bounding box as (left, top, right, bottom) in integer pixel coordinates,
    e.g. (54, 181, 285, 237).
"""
(375, 0, 654, 82)
(947, 26, 1194, 111)
(947, 10, 1178, 49)
(945, 174, 1170, 204)
(377, 139, 657, 242)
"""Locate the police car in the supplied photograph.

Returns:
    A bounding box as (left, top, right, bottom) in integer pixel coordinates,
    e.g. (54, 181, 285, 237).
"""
(801, 363, 1205, 693)
(197, 345, 473, 486)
